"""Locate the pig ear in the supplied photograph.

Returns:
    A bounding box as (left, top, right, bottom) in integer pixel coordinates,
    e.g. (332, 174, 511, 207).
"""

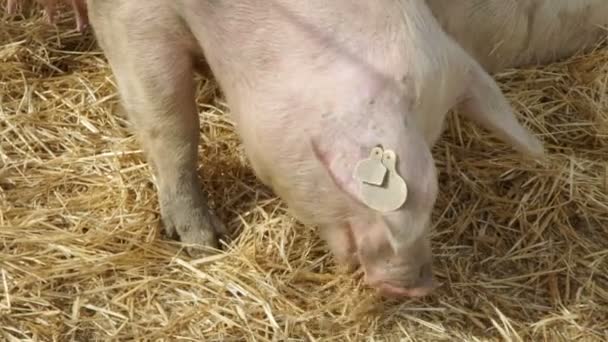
(310, 136, 367, 208)
(457, 61, 545, 159)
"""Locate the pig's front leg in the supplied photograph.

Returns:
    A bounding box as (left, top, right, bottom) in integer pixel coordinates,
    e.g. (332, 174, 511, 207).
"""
(120, 57, 225, 256)
(6, 0, 89, 32)
(69, 0, 87, 32)
(88, 10, 225, 256)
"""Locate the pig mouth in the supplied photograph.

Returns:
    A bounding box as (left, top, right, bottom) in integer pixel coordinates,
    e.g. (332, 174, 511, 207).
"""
(375, 282, 436, 298)
(364, 269, 437, 298)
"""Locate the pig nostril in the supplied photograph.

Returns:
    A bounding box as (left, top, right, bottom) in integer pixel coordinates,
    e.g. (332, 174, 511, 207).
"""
(418, 263, 432, 281)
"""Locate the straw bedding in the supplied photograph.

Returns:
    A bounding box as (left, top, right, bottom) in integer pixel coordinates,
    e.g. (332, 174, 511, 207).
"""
(1, 5, 607, 341)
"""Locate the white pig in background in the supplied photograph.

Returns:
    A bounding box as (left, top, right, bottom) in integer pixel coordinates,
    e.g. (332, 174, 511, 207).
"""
(6, 0, 607, 298)
(426, 0, 608, 73)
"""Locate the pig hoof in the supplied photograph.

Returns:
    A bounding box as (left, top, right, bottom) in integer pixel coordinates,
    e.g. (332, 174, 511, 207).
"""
(161, 203, 227, 257)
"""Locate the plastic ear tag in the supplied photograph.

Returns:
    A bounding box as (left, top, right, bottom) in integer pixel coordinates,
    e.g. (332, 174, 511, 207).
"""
(354, 146, 387, 186)
(354, 146, 408, 212)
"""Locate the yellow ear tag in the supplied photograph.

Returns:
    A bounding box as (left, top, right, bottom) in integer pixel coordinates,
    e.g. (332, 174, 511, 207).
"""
(354, 146, 408, 212)
(354, 146, 387, 186)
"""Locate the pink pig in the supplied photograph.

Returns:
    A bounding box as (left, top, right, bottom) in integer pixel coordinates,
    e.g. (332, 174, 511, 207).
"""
(80, 0, 544, 298)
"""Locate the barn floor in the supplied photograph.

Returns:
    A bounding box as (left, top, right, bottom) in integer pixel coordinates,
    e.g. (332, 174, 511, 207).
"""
(1, 6, 607, 341)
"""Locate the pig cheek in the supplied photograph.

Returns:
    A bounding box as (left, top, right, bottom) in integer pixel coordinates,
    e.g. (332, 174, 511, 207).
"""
(348, 219, 395, 283)
(353, 235, 391, 286)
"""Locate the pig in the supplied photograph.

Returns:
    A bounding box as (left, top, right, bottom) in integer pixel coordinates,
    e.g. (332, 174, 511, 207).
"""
(8, 0, 608, 298)
(426, 0, 608, 74)
(7, 0, 88, 32)
(80, 0, 546, 298)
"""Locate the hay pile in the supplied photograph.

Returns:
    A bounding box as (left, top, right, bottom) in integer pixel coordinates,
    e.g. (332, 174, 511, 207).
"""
(2, 5, 607, 341)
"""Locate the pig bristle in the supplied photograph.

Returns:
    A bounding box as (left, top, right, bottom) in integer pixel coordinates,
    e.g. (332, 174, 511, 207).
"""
(1, 3, 608, 341)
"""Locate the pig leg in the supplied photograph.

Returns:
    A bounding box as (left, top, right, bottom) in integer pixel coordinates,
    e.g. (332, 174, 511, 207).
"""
(7, 0, 17, 13)
(118, 56, 224, 255)
(89, 15, 225, 256)
(6, 0, 88, 32)
(70, 0, 88, 32)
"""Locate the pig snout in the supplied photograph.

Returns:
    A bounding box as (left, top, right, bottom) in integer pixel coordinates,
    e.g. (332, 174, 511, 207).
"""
(350, 216, 438, 298)
(365, 262, 436, 298)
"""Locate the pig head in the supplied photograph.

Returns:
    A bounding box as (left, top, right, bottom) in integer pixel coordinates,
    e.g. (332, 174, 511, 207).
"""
(302, 52, 543, 297)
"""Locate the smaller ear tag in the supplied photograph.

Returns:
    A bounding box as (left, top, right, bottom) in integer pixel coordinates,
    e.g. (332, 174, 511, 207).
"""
(355, 147, 408, 212)
(354, 147, 387, 186)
